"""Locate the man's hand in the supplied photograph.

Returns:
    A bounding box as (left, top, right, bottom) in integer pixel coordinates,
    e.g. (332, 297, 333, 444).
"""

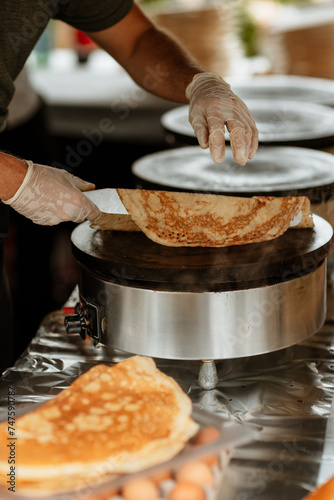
(186, 72, 259, 166)
(3, 162, 101, 225)
(86, 4, 258, 166)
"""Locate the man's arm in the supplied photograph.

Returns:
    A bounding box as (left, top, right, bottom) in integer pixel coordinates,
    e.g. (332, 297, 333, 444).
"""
(86, 3, 203, 103)
(0, 153, 28, 201)
(86, 3, 258, 165)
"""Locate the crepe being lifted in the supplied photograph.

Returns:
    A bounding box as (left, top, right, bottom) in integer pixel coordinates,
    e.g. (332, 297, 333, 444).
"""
(0, 356, 199, 494)
(116, 189, 314, 248)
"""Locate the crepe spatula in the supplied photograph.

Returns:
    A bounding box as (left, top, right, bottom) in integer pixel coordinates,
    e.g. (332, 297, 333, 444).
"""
(84, 189, 140, 231)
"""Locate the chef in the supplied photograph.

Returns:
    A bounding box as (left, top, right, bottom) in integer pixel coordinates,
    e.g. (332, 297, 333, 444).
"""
(0, 0, 258, 371)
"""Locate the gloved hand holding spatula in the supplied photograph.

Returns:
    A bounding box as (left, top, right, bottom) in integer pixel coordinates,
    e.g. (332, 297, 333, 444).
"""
(2, 160, 100, 225)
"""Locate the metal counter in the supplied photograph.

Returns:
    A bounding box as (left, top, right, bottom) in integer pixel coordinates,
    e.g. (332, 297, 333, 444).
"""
(1, 283, 334, 499)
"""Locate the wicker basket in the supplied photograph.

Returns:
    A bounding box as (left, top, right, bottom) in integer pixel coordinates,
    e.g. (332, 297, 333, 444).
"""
(262, 4, 334, 79)
(152, 5, 242, 76)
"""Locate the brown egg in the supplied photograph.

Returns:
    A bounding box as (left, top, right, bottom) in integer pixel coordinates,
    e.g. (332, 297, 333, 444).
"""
(176, 460, 214, 487)
(169, 481, 206, 500)
(84, 489, 119, 500)
(122, 478, 159, 500)
(194, 426, 221, 445)
(149, 468, 173, 485)
(192, 426, 222, 467)
(199, 453, 220, 467)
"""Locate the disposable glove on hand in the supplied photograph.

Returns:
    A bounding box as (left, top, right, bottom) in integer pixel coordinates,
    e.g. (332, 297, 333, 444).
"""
(3, 161, 101, 225)
(186, 72, 259, 166)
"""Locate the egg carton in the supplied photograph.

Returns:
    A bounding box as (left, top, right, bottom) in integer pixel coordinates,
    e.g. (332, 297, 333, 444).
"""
(78, 407, 254, 500)
(87, 447, 233, 500)
(0, 407, 255, 500)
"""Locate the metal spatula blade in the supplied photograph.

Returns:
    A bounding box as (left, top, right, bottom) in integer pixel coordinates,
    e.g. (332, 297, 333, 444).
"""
(84, 189, 139, 231)
(84, 188, 128, 215)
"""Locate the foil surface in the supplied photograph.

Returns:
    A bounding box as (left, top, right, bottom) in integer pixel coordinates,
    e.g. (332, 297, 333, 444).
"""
(1, 285, 334, 499)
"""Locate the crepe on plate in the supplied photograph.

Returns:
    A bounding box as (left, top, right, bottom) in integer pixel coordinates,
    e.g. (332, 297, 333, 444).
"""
(109, 189, 313, 247)
(0, 356, 198, 494)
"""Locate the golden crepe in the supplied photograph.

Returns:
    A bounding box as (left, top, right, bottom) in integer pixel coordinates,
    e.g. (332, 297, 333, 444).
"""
(0, 356, 199, 495)
(115, 189, 313, 247)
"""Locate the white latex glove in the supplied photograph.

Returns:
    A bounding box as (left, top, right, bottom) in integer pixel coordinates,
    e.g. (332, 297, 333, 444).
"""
(185, 72, 259, 166)
(3, 161, 101, 225)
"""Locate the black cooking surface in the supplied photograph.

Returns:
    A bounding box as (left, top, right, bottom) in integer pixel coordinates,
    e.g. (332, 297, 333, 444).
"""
(71, 215, 333, 291)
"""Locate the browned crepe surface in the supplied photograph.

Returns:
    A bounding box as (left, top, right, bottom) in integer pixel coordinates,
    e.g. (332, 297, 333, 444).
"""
(116, 189, 313, 247)
(0, 356, 198, 494)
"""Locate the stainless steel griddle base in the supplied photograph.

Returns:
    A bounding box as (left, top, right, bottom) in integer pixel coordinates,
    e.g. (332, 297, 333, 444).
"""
(76, 261, 327, 361)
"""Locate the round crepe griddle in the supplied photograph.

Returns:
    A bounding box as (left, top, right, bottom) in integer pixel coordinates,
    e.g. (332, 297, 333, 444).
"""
(71, 215, 333, 292)
(161, 100, 334, 148)
(132, 146, 334, 203)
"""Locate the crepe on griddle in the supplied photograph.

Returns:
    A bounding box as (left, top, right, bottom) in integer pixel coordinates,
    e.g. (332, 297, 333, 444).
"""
(115, 189, 313, 247)
(0, 356, 198, 494)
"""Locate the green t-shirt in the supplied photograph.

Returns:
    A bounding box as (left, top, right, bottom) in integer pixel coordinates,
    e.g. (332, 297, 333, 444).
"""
(0, 0, 133, 131)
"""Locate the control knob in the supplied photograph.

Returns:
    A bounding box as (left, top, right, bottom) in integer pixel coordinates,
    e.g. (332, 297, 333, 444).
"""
(64, 304, 88, 340)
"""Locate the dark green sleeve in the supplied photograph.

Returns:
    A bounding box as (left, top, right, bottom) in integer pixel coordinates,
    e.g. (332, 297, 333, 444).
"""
(54, 0, 134, 32)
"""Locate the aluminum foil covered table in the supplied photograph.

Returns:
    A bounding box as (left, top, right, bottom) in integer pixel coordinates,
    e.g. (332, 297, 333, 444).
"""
(1, 285, 334, 499)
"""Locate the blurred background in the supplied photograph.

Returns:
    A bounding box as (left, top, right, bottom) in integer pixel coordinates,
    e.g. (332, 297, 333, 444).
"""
(4, 0, 334, 360)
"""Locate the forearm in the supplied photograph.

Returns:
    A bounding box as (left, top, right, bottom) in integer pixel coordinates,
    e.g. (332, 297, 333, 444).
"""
(0, 152, 28, 201)
(121, 26, 205, 103)
(87, 3, 206, 103)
